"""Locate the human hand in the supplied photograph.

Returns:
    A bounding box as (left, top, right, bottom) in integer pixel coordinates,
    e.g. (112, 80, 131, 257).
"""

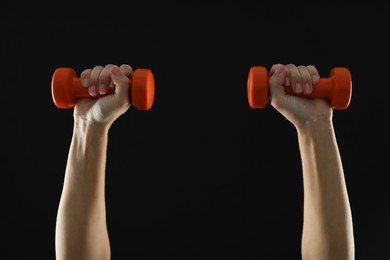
(73, 64, 133, 126)
(268, 63, 333, 128)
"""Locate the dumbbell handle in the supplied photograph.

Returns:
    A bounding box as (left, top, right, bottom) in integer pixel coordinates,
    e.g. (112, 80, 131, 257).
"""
(70, 77, 115, 99)
(283, 78, 332, 98)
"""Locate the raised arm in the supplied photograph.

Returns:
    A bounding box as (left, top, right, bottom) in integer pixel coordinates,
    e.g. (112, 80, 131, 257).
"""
(268, 64, 354, 260)
(55, 64, 133, 260)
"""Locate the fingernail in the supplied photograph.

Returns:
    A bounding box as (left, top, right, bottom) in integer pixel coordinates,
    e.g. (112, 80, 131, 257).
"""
(312, 75, 318, 83)
(99, 84, 107, 94)
(296, 83, 302, 93)
(111, 66, 120, 75)
(275, 64, 284, 74)
(304, 83, 311, 94)
(89, 85, 97, 96)
(83, 78, 89, 87)
(285, 77, 290, 86)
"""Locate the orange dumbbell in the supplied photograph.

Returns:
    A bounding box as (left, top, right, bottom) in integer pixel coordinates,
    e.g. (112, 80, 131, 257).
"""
(247, 66, 352, 110)
(51, 67, 155, 110)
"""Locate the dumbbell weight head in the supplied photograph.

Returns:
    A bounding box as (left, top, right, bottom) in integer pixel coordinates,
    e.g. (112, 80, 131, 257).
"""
(247, 66, 268, 109)
(328, 67, 352, 110)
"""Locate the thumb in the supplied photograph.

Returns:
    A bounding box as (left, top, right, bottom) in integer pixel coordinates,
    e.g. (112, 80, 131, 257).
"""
(110, 65, 130, 102)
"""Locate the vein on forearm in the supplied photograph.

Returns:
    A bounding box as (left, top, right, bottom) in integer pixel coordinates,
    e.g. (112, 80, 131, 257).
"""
(63, 119, 109, 197)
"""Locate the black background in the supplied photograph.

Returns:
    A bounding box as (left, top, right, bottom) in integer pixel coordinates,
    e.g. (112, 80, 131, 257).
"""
(1, 1, 389, 259)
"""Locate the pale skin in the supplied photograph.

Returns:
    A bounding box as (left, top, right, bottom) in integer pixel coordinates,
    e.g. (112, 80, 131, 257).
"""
(268, 64, 355, 260)
(55, 64, 133, 260)
(55, 63, 354, 260)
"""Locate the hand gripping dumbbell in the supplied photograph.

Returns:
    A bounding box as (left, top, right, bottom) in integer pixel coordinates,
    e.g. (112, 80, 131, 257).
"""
(51, 67, 155, 110)
(247, 66, 352, 110)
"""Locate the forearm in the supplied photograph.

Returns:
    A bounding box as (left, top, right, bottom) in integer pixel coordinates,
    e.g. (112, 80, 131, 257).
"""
(56, 119, 111, 260)
(297, 118, 354, 260)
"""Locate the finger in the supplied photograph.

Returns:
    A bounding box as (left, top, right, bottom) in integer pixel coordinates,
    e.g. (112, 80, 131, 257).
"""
(269, 63, 279, 75)
(307, 65, 320, 85)
(297, 65, 313, 94)
(269, 64, 288, 97)
(285, 64, 302, 93)
(110, 65, 130, 106)
(119, 64, 133, 78)
(270, 63, 290, 86)
(89, 65, 104, 96)
(112, 64, 133, 89)
(98, 64, 115, 95)
(80, 69, 92, 88)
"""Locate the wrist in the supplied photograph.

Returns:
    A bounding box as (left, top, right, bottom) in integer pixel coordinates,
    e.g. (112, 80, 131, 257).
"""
(73, 117, 110, 136)
(296, 115, 334, 136)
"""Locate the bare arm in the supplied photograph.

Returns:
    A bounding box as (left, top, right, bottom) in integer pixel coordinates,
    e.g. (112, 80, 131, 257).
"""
(55, 120, 111, 260)
(268, 64, 354, 260)
(55, 64, 133, 260)
(297, 116, 354, 260)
